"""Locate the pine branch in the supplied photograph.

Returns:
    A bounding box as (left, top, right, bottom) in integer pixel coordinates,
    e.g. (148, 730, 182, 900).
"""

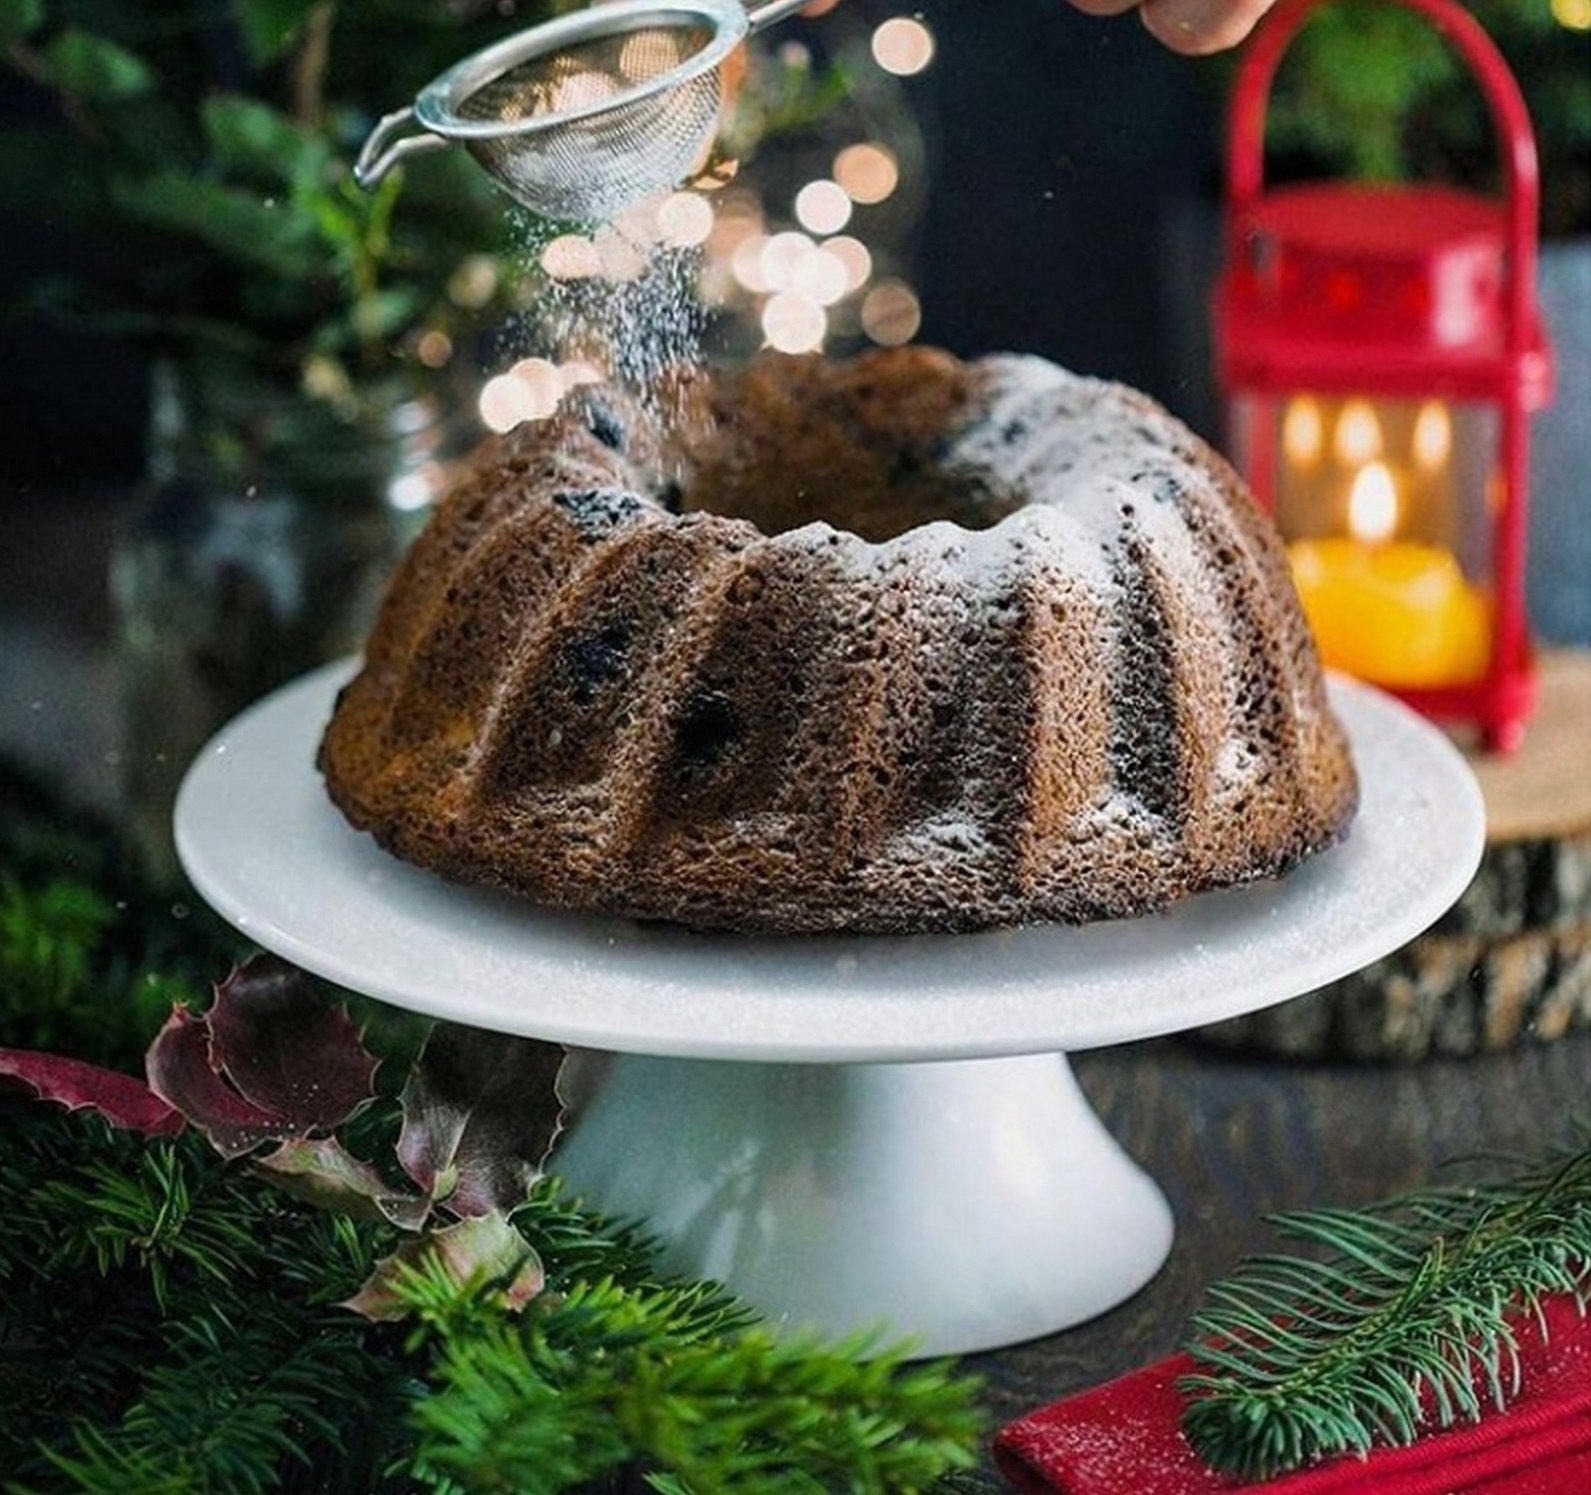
(406, 1273, 983, 1494)
(1180, 1140, 1591, 1480)
(399, 1185, 982, 1492)
(0, 1116, 420, 1492)
(37, 1145, 259, 1309)
(512, 1178, 755, 1332)
(44, 1307, 414, 1495)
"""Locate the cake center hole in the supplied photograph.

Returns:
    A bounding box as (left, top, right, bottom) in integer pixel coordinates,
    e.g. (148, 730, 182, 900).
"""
(669, 355, 1027, 544)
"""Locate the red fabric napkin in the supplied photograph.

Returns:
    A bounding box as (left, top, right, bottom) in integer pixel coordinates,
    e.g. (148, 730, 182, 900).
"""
(995, 1294, 1591, 1493)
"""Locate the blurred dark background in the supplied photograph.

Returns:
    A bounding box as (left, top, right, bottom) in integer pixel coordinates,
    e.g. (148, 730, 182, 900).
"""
(912, 1, 1222, 432)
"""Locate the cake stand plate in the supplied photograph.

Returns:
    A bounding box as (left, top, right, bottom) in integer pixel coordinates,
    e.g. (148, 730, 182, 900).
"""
(176, 662, 1483, 1356)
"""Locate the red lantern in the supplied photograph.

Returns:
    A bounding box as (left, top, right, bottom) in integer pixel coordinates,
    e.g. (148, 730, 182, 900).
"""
(1215, 0, 1554, 753)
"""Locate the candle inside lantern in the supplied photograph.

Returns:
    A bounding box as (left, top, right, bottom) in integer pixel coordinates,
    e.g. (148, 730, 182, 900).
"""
(1288, 461, 1490, 689)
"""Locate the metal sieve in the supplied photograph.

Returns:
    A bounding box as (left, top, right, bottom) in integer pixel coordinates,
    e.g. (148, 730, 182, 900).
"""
(354, 0, 815, 223)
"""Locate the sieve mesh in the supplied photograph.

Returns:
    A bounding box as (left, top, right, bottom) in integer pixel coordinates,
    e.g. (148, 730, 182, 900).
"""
(455, 23, 723, 222)
(357, 3, 819, 223)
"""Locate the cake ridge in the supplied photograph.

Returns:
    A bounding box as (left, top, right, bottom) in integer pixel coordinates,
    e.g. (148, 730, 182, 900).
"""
(320, 347, 1358, 935)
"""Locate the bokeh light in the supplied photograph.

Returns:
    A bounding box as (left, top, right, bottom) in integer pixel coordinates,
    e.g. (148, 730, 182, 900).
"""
(593, 225, 648, 281)
(871, 17, 935, 76)
(791, 247, 851, 307)
(794, 179, 852, 235)
(541, 234, 603, 279)
(479, 373, 533, 433)
(731, 233, 772, 292)
(1413, 401, 1453, 473)
(833, 143, 899, 205)
(760, 231, 816, 293)
(1282, 396, 1323, 469)
(415, 329, 453, 369)
(1334, 399, 1384, 466)
(510, 358, 565, 419)
(762, 292, 828, 354)
(447, 255, 499, 309)
(861, 279, 921, 345)
(822, 236, 874, 292)
(658, 191, 715, 247)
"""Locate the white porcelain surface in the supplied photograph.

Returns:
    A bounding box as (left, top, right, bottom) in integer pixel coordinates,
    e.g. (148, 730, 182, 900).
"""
(175, 660, 1485, 1064)
(173, 661, 1481, 1354)
(552, 1051, 1173, 1355)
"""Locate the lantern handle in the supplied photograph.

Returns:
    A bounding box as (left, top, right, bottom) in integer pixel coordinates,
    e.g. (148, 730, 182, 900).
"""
(1226, 0, 1539, 353)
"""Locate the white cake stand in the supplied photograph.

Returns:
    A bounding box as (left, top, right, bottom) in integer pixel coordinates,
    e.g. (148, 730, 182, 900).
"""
(175, 661, 1483, 1357)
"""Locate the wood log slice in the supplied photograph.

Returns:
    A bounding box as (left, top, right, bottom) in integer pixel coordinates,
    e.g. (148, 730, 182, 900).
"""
(1202, 922, 1591, 1062)
(1435, 651, 1591, 937)
(1200, 649, 1591, 1061)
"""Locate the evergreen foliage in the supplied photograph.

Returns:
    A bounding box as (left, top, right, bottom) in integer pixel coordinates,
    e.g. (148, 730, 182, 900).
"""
(0, 762, 986, 1493)
(1179, 1138, 1591, 1479)
(406, 1273, 979, 1494)
(0, 0, 529, 403)
(1213, 0, 1591, 235)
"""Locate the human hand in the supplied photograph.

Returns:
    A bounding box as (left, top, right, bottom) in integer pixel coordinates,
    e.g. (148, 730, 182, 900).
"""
(1067, 0, 1275, 54)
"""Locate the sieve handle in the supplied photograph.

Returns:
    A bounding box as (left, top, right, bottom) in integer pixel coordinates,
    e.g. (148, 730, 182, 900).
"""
(745, 0, 822, 34)
(354, 107, 447, 190)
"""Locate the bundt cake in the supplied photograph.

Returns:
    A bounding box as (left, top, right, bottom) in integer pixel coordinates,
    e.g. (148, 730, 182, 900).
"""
(319, 347, 1357, 934)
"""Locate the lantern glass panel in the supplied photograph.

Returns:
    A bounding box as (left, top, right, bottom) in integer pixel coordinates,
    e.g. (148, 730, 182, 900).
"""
(1234, 393, 1501, 692)
(1268, 394, 1497, 578)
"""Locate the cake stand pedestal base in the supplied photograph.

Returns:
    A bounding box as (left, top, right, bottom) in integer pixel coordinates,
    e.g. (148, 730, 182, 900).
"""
(174, 662, 1483, 1358)
(554, 1052, 1171, 1355)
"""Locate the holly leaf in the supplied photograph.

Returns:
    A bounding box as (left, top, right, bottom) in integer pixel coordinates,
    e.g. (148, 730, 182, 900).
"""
(256, 1136, 431, 1230)
(0, 1048, 184, 1136)
(396, 1027, 570, 1218)
(40, 29, 153, 102)
(343, 1212, 545, 1323)
(145, 1006, 282, 1159)
(207, 955, 379, 1132)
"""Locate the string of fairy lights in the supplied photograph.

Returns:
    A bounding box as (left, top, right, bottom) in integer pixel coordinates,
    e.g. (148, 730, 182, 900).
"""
(472, 12, 937, 435)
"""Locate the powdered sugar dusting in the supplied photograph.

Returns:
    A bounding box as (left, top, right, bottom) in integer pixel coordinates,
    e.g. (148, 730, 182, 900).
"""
(507, 211, 706, 430)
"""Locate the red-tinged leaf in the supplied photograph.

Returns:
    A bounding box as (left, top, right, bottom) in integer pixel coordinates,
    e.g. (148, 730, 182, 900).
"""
(145, 1007, 281, 1159)
(255, 1137, 431, 1230)
(342, 1212, 544, 1323)
(0, 1048, 184, 1136)
(208, 955, 379, 1130)
(396, 1026, 569, 1218)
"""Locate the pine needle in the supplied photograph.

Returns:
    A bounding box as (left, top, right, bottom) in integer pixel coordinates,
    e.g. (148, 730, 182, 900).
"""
(1, 764, 986, 1492)
(1179, 1138, 1591, 1480)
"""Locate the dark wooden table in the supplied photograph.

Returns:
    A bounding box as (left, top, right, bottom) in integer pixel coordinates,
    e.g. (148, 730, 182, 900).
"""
(959, 1031, 1591, 1487)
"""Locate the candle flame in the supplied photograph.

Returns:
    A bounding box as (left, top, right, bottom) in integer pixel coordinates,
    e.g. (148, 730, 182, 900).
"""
(1413, 401, 1453, 472)
(1348, 462, 1399, 543)
(1283, 396, 1324, 468)
(1334, 399, 1384, 467)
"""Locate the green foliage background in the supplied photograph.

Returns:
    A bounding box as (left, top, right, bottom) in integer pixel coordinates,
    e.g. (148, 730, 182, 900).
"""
(0, 0, 547, 424)
(1236, 0, 1591, 235)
